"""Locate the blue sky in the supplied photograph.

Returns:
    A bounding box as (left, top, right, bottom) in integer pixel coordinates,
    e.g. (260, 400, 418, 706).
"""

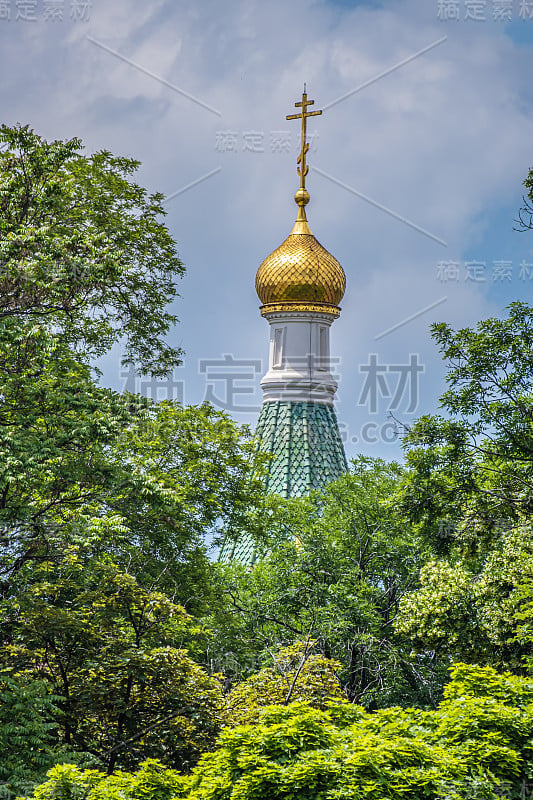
(2, 0, 533, 461)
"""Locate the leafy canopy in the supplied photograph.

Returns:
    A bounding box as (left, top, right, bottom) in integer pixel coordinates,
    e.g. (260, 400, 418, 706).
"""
(0, 125, 266, 782)
(396, 304, 533, 671)
(0, 123, 183, 374)
(213, 458, 443, 709)
(33, 664, 533, 800)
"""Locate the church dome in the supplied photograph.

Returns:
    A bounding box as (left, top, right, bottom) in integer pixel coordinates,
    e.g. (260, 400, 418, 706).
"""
(255, 189, 346, 316)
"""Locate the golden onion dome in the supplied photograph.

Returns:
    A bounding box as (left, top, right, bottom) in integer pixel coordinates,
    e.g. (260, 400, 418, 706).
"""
(256, 188, 345, 317)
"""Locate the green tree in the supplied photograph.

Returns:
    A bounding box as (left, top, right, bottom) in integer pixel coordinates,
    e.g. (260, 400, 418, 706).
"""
(0, 331, 132, 598)
(399, 302, 533, 554)
(213, 458, 445, 709)
(397, 523, 533, 671)
(224, 642, 347, 726)
(0, 675, 62, 795)
(109, 400, 266, 596)
(0, 125, 266, 777)
(0, 122, 185, 600)
(396, 304, 533, 669)
(33, 760, 188, 800)
(32, 664, 533, 800)
(2, 540, 225, 774)
(0, 123, 182, 373)
(0, 122, 265, 620)
(0, 399, 266, 773)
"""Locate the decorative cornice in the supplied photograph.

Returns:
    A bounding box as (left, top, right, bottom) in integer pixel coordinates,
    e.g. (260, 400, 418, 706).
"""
(260, 302, 341, 317)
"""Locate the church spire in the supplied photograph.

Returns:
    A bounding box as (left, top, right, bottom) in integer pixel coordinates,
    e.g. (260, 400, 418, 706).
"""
(286, 85, 322, 192)
(286, 86, 322, 235)
(255, 88, 345, 317)
(219, 88, 348, 564)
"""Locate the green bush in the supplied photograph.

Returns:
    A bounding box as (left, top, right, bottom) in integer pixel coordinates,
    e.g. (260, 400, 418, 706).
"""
(32, 760, 188, 800)
(32, 663, 533, 800)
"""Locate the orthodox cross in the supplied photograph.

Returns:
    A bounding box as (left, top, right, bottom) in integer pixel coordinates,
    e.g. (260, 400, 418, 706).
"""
(286, 85, 322, 190)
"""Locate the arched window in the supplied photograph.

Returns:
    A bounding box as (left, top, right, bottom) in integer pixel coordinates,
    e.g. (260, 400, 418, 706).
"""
(273, 327, 285, 368)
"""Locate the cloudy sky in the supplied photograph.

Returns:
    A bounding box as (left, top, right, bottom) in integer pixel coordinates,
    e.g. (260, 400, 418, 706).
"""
(3, 0, 533, 461)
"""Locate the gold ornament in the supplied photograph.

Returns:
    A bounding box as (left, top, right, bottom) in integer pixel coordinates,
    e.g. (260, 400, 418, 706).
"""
(255, 87, 346, 316)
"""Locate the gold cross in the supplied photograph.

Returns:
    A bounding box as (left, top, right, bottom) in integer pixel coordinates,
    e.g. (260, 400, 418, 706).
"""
(286, 86, 322, 190)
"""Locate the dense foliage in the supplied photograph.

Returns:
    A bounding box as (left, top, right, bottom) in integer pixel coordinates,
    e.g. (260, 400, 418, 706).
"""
(0, 126, 264, 785)
(33, 664, 533, 799)
(395, 302, 533, 674)
(0, 123, 182, 373)
(223, 642, 347, 726)
(210, 459, 446, 710)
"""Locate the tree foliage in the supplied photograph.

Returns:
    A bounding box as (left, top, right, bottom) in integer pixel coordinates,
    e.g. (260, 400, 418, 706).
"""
(2, 550, 224, 774)
(0, 675, 63, 794)
(396, 304, 533, 671)
(214, 458, 444, 709)
(0, 121, 190, 604)
(0, 123, 183, 373)
(0, 125, 264, 783)
(223, 643, 346, 726)
(397, 524, 533, 671)
(0, 395, 265, 775)
(399, 302, 533, 553)
(32, 664, 533, 799)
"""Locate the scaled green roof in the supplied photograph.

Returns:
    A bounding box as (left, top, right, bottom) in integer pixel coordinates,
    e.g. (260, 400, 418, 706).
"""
(219, 400, 347, 564)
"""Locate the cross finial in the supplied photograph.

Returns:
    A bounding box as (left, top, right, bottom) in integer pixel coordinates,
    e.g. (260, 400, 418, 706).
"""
(286, 87, 322, 192)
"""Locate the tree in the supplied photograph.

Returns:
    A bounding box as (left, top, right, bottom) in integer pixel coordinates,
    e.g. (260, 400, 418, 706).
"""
(396, 304, 533, 670)
(0, 123, 266, 608)
(109, 400, 267, 595)
(396, 523, 533, 672)
(0, 396, 268, 773)
(0, 124, 182, 374)
(0, 675, 63, 795)
(0, 122, 185, 599)
(1, 543, 225, 774)
(32, 664, 533, 800)
(33, 760, 188, 800)
(515, 166, 533, 232)
(213, 458, 445, 710)
(0, 331, 132, 599)
(0, 125, 267, 778)
(223, 642, 347, 726)
(399, 302, 533, 554)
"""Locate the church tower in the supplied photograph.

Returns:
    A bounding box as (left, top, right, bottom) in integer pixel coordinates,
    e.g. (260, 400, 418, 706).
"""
(221, 89, 348, 563)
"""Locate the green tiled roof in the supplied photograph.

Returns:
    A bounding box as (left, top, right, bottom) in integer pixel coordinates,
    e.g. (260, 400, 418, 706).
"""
(219, 401, 347, 564)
